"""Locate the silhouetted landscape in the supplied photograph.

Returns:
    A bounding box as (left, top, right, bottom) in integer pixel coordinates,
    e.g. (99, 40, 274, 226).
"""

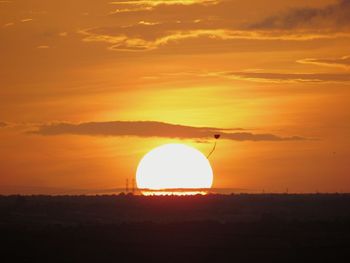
(1, 194, 350, 262)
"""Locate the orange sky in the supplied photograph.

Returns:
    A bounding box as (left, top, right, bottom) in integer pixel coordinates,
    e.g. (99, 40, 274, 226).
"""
(0, 0, 349, 194)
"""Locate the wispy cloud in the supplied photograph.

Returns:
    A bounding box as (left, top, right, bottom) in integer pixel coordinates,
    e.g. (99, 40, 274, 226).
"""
(2, 22, 14, 28)
(109, 0, 218, 13)
(153, 70, 350, 84)
(297, 56, 350, 70)
(37, 45, 50, 49)
(30, 121, 305, 142)
(59, 32, 68, 37)
(109, 0, 217, 6)
(21, 18, 33, 23)
(0, 122, 7, 128)
(219, 71, 350, 84)
(79, 25, 350, 51)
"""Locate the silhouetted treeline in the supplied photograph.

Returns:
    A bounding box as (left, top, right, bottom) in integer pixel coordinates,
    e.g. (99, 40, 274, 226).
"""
(1, 194, 350, 262)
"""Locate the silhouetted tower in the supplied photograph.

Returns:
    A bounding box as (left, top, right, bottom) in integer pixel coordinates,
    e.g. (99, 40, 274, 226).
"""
(132, 178, 135, 194)
(126, 178, 129, 193)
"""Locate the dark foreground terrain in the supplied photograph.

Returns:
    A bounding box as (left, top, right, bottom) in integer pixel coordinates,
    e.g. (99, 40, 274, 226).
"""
(1, 194, 350, 262)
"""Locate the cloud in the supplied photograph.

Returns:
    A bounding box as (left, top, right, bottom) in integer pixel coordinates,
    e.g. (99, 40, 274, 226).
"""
(109, 0, 219, 11)
(109, 0, 219, 7)
(249, 0, 350, 30)
(297, 56, 350, 69)
(59, 32, 68, 37)
(77, 0, 350, 51)
(218, 71, 350, 83)
(80, 25, 349, 51)
(110, 0, 217, 6)
(109, 0, 218, 13)
(21, 18, 33, 23)
(30, 121, 304, 142)
(2, 22, 14, 28)
(160, 70, 350, 84)
(0, 122, 7, 128)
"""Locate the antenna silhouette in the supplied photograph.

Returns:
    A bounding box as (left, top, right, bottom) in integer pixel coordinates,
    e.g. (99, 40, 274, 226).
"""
(207, 134, 220, 159)
(125, 178, 129, 193)
(132, 178, 135, 194)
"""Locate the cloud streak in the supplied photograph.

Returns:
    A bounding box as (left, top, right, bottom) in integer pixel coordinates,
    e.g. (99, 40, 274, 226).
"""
(109, 0, 218, 14)
(30, 121, 304, 142)
(80, 26, 349, 51)
(159, 70, 350, 84)
(297, 56, 350, 70)
(110, 0, 217, 6)
(220, 71, 350, 83)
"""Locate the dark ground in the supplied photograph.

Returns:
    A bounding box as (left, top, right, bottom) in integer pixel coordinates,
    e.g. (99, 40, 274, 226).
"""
(1, 194, 350, 262)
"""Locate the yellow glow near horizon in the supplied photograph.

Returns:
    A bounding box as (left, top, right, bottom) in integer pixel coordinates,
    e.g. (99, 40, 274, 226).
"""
(141, 191, 208, 196)
(136, 144, 213, 191)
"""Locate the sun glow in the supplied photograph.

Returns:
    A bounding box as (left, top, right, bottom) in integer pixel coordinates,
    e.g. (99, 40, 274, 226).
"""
(141, 190, 208, 196)
(136, 144, 213, 194)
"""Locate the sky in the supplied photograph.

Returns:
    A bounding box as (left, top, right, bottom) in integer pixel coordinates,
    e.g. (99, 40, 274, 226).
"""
(0, 0, 349, 194)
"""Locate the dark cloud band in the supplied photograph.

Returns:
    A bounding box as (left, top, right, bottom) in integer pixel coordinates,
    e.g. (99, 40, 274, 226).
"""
(30, 121, 305, 141)
(249, 0, 350, 30)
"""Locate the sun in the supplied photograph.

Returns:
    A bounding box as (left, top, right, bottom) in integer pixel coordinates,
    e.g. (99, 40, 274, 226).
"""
(136, 143, 213, 192)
